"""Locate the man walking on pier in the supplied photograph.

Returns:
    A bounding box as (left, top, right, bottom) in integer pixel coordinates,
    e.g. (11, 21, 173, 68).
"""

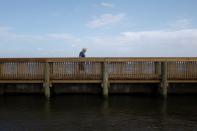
(78, 48, 87, 72)
(79, 48, 87, 58)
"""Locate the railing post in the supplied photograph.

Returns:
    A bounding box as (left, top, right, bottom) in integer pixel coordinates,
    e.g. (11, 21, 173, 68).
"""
(155, 62, 161, 75)
(44, 62, 50, 99)
(102, 61, 109, 98)
(160, 62, 168, 99)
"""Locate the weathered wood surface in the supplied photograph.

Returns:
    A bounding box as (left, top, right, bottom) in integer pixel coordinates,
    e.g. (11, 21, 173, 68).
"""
(0, 58, 197, 83)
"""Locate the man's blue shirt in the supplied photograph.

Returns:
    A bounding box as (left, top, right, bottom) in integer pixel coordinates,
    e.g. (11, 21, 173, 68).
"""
(79, 51, 85, 57)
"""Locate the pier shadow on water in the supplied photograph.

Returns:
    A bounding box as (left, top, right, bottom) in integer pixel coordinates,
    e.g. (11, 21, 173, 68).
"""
(0, 95, 197, 131)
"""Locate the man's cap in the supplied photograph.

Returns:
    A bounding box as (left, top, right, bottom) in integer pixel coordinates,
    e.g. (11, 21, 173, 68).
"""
(82, 48, 87, 51)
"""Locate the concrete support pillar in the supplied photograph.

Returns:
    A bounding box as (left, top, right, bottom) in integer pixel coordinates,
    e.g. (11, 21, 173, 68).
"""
(102, 61, 109, 98)
(160, 62, 168, 99)
(44, 62, 51, 99)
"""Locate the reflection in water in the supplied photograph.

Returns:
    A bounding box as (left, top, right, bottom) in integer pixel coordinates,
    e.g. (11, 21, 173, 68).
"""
(101, 99, 109, 114)
(0, 95, 197, 131)
(44, 99, 51, 119)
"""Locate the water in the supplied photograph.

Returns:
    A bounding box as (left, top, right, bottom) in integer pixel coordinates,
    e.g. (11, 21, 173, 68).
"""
(0, 95, 197, 131)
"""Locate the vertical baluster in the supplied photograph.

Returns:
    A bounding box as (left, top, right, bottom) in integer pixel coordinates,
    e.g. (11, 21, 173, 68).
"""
(58, 62, 60, 79)
(100, 62, 102, 80)
(191, 62, 193, 79)
(128, 61, 130, 79)
(35, 62, 37, 80)
(1, 63, 3, 79)
(0, 62, 2, 79)
(138, 62, 141, 79)
(63, 62, 65, 79)
(168, 62, 171, 80)
(147, 62, 149, 79)
(144, 62, 146, 79)
(94, 62, 97, 80)
(23, 62, 26, 80)
(21, 62, 24, 80)
(62, 62, 65, 79)
(195, 61, 197, 79)
(186, 61, 189, 80)
(142, 62, 144, 80)
(32, 62, 34, 79)
(17, 62, 19, 80)
(54, 62, 56, 80)
(32, 62, 34, 80)
(180, 61, 183, 79)
(152, 61, 155, 79)
(13, 62, 16, 80)
(91, 62, 94, 80)
(173, 62, 176, 80)
(121, 62, 126, 80)
(77, 61, 79, 80)
(147, 62, 150, 79)
(65, 62, 67, 80)
(56, 63, 58, 79)
(74, 61, 77, 80)
(29, 62, 31, 79)
(183, 61, 185, 79)
(170, 62, 173, 80)
(95, 62, 97, 80)
(130, 62, 132, 79)
(193, 62, 195, 79)
(185, 62, 188, 80)
(70, 61, 71, 80)
(116, 62, 118, 80)
(117, 62, 119, 79)
(177, 62, 179, 79)
(60, 62, 62, 79)
(150, 62, 152, 79)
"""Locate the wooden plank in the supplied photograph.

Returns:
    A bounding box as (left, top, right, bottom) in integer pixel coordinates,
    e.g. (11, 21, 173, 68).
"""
(1, 57, 197, 63)
(110, 80, 160, 83)
(0, 80, 43, 83)
(168, 80, 197, 83)
(0, 79, 196, 84)
(51, 80, 102, 83)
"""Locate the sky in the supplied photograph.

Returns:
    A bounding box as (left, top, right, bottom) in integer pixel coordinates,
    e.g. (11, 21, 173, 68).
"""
(0, 0, 197, 57)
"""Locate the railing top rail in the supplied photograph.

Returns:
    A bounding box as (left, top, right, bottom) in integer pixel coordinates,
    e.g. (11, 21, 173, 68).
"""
(0, 57, 197, 62)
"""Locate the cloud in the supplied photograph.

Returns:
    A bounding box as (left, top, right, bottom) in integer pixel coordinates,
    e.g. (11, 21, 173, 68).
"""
(100, 2, 114, 8)
(1, 26, 197, 57)
(87, 13, 125, 28)
(0, 27, 81, 57)
(169, 19, 192, 30)
(46, 33, 81, 42)
(86, 29, 197, 57)
(0, 26, 12, 32)
(0, 28, 79, 42)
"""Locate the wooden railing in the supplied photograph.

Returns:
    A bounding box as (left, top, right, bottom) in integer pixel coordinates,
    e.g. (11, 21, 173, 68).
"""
(0, 57, 197, 82)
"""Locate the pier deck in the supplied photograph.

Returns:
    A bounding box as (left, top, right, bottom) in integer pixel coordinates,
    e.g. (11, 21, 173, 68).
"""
(0, 57, 197, 98)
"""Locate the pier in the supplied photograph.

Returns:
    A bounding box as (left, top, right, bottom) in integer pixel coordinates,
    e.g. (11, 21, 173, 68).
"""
(0, 57, 197, 98)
